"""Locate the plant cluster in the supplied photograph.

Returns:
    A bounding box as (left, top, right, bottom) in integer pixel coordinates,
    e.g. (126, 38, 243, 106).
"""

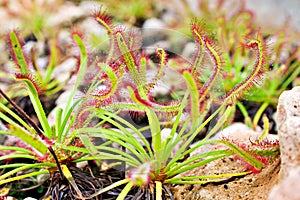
(0, 30, 111, 199)
(73, 6, 279, 199)
(173, 0, 300, 131)
(0, 4, 281, 200)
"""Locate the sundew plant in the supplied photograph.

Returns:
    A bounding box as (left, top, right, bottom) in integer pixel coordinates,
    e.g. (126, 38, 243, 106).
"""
(0, 30, 108, 199)
(181, 0, 300, 130)
(73, 7, 279, 199)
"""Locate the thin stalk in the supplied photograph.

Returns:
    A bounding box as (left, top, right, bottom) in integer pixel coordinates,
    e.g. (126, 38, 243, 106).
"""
(253, 102, 269, 129)
(155, 181, 163, 200)
(116, 181, 134, 200)
(0, 170, 49, 185)
(86, 178, 130, 199)
(0, 89, 43, 136)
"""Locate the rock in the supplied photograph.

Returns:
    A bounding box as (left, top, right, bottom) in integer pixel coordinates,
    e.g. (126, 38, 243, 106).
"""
(46, 2, 88, 28)
(275, 86, 300, 180)
(47, 89, 84, 126)
(268, 166, 300, 200)
(150, 80, 171, 97)
(142, 18, 165, 30)
(5, 197, 16, 200)
(52, 58, 77, 84)
(24, 198, 37, 200)
(182, 42, 196, 61)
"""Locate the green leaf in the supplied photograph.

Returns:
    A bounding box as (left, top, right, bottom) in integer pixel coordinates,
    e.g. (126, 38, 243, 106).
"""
(8, 31, 28, 74)
(63, 33, 87, 120)
(115, 32, 145, 97)
(58, 99, 82, 142)
(166, 150, 233, 176)
(0, 170, 49, 185)
(165, 171, 250, 184)
(0, 163, 52, 182)
(85, 178, 130, 199)
(0, 103, 31, 131)
(0, 145, 32, 154)
(116, 181, 134, 200)
(145, 108, 162, 170)
(183, 71, 200, 129)
(166, 151, 232, 177)
(9, 125, 48, 155)
(21, 78, 52, 138)
(215, 139, 264, 170)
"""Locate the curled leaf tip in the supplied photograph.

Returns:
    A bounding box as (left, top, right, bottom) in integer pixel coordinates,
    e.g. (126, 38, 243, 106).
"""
(93, 5, 114, 34)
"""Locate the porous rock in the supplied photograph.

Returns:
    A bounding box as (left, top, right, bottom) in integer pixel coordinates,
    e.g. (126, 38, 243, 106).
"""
(275, 86, 300, 180)
(268, 166, 300, 200)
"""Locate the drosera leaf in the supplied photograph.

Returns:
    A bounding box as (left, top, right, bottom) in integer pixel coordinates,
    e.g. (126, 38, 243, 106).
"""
(165, 171, 250, 184)
(252, 101, 269, 129)
(198, 37, 223, 104)
(115, 31, 145, 97)
(116, 181, 134, 200)
(61, 164, 84, 199)
(155, 181, 163, 200)
(166, 104, 226, 171)
(257, 114, 270, 143)
(0, 101, 31, 132)
(15, 74, 52, 138)
(145, 48, 167, 94)
(15, 73, 41, 95)
(9, 125, 48, 155)
(0, 154, 36, 162)
(191, 18, 206, 69)
(63, 31, 87, 119)
(44, 39, 58, 84)
(93, 5, 114, 35)
(183, 70, 200, 129)
(0, 163, 52, 183)
(166, 150, 233, 177)
(92, 62, 118, 102)
(126, 86, 181, 113)
(166, 149, 232, 176)
(213, 139, 264, 171)
(86, 178, 131, 199)
(58, 99, 82, 142)
(0, 145, 33, 154)
(139, 56, 147, 87)
(7, 30, 29, 74)
(224, 34, 267, 105)
(146, 108, 161, 153)
(236, 102, 252, 128)
(93, 6, 115, 64)
(0, 169, 49, 185)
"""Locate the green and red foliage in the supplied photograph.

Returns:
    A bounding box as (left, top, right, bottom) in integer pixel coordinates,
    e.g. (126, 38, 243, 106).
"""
(72, 6, 280, 200)
(0, 3, 284, 199)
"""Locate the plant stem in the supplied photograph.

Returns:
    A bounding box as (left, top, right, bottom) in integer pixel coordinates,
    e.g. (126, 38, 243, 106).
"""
(0, 89, 43, 136)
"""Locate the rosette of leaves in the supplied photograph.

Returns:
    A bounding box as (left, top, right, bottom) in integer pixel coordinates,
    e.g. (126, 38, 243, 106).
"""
(0, 30, 71, 111)
(74, 7, 279, 199)
(0, 30, 106, 199)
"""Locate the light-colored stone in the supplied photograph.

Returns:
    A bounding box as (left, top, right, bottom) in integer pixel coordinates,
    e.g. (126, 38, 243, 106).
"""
(276, 86, 300, 180)
(24, 198, 38, 200)
(142, 18, 165, 30)
(268, 166, 300, 200)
